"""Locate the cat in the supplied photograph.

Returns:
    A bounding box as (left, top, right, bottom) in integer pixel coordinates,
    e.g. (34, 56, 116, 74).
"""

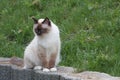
(23, 17, 61, 72)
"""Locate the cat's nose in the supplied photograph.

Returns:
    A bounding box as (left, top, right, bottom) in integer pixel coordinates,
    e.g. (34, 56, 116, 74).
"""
(38, 30, 44, 35)
(35, 29, 42, 35)
(38, 30, 41, 34)
(40, 30, 44, 33)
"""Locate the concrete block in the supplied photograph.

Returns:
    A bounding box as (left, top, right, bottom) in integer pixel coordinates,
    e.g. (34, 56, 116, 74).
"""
(11, 68, 33, 80)
(0, 65, 11, 80)
(33, 71, 60, 80)
(1, 57, 120, 80)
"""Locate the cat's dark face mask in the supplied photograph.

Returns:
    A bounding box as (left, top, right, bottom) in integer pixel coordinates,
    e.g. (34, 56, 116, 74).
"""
(35, 26, 48, 35)
(32, 17, 51, 36)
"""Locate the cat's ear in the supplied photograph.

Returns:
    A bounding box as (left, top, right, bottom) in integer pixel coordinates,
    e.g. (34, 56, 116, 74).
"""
(32, 17, 38, 24)
(42, 17, 51, 26)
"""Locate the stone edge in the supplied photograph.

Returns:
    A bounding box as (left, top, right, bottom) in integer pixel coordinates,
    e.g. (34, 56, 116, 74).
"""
(0, 64, 81, 80)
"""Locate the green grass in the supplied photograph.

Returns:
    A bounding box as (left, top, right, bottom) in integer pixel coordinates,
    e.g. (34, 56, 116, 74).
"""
(0, 0, 120, 76)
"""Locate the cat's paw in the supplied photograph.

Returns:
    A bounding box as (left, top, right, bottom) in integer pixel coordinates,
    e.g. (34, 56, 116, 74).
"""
(34, 66, 42, 70)
(22, 66, 27, 69)
(43, 68, 50, 72)
(50, 67, 57, 72)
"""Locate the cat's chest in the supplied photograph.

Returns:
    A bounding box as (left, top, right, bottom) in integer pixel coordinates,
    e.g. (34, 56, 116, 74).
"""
(38, 38, 56, 49)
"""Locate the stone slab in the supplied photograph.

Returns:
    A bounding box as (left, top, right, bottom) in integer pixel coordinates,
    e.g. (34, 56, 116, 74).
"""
(0, 65, 11, 80)
(0, 57, 120, 80)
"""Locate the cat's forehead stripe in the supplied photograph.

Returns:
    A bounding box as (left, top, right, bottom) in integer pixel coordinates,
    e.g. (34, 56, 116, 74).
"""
(38, 18, 51, 29)
(38, 19, 44, 24)
(42, 24, 49, 28)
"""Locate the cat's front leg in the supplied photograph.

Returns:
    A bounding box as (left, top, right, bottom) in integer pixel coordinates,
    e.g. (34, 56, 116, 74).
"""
(42, 61, 50, 72)
(40, 53, 50, 72)
(49, 53, 57, 71)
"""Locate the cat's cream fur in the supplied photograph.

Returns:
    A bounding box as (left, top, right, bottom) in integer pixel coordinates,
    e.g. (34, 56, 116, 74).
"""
(23, 17, 61, 72)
